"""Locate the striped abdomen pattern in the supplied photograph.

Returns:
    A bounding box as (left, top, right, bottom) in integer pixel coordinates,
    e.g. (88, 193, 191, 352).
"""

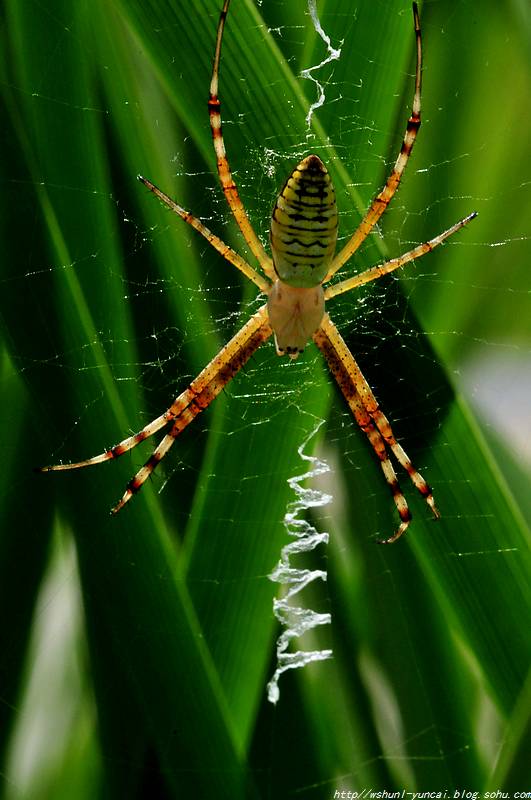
(270, 154, 338, 288)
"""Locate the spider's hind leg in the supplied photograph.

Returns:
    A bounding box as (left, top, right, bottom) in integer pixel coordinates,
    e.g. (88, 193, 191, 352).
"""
(314, 315, 438, 542)
(369, 405, 439, 522)
(349, 387, 413, 544)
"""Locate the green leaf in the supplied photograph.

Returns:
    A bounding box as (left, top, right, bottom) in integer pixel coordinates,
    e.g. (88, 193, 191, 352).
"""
(1, 0, 530, 796)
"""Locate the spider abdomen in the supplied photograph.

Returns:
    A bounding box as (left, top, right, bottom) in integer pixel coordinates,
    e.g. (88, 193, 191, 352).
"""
(270, 154, 338, 288)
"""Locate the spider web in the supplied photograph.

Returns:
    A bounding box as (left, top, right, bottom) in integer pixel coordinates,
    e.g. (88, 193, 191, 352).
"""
(1, 0, 531, 797)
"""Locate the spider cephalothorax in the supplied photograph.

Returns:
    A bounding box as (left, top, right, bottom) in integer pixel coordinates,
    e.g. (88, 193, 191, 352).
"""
(40, 1, 476, 542)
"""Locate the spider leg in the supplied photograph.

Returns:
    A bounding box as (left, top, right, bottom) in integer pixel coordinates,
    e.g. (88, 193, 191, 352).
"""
(332, 363, 413, 542)
(209, 0, 276, 280)
(138, 177, 270, 293)
(112, 305, 273, 514)
(38, 406, 182, 471)
(314, 314, 438, 543)
(325, 3, 422, 280)
(325, 212, 477, 301)
(39, 305, 273, 510)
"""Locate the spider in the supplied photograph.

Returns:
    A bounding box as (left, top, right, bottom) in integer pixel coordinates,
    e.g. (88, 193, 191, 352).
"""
(39, 1, 476, 543)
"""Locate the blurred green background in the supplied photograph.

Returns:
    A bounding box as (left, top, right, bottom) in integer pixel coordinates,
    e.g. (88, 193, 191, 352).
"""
(1, 0, 530, 797)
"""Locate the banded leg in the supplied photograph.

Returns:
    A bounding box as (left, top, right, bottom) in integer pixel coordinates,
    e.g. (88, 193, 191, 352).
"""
(324, 212, 477, 301)
(314, 315, 438, 542)
(319, 313, 438, 516)
(138, 176, 270, 293)
(209, 0, 275, 280)
(112, 308, 273, 513)
(39, 306, 273, 506)
(316, 334, 412, 542)
(325, 3, 422, 280)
